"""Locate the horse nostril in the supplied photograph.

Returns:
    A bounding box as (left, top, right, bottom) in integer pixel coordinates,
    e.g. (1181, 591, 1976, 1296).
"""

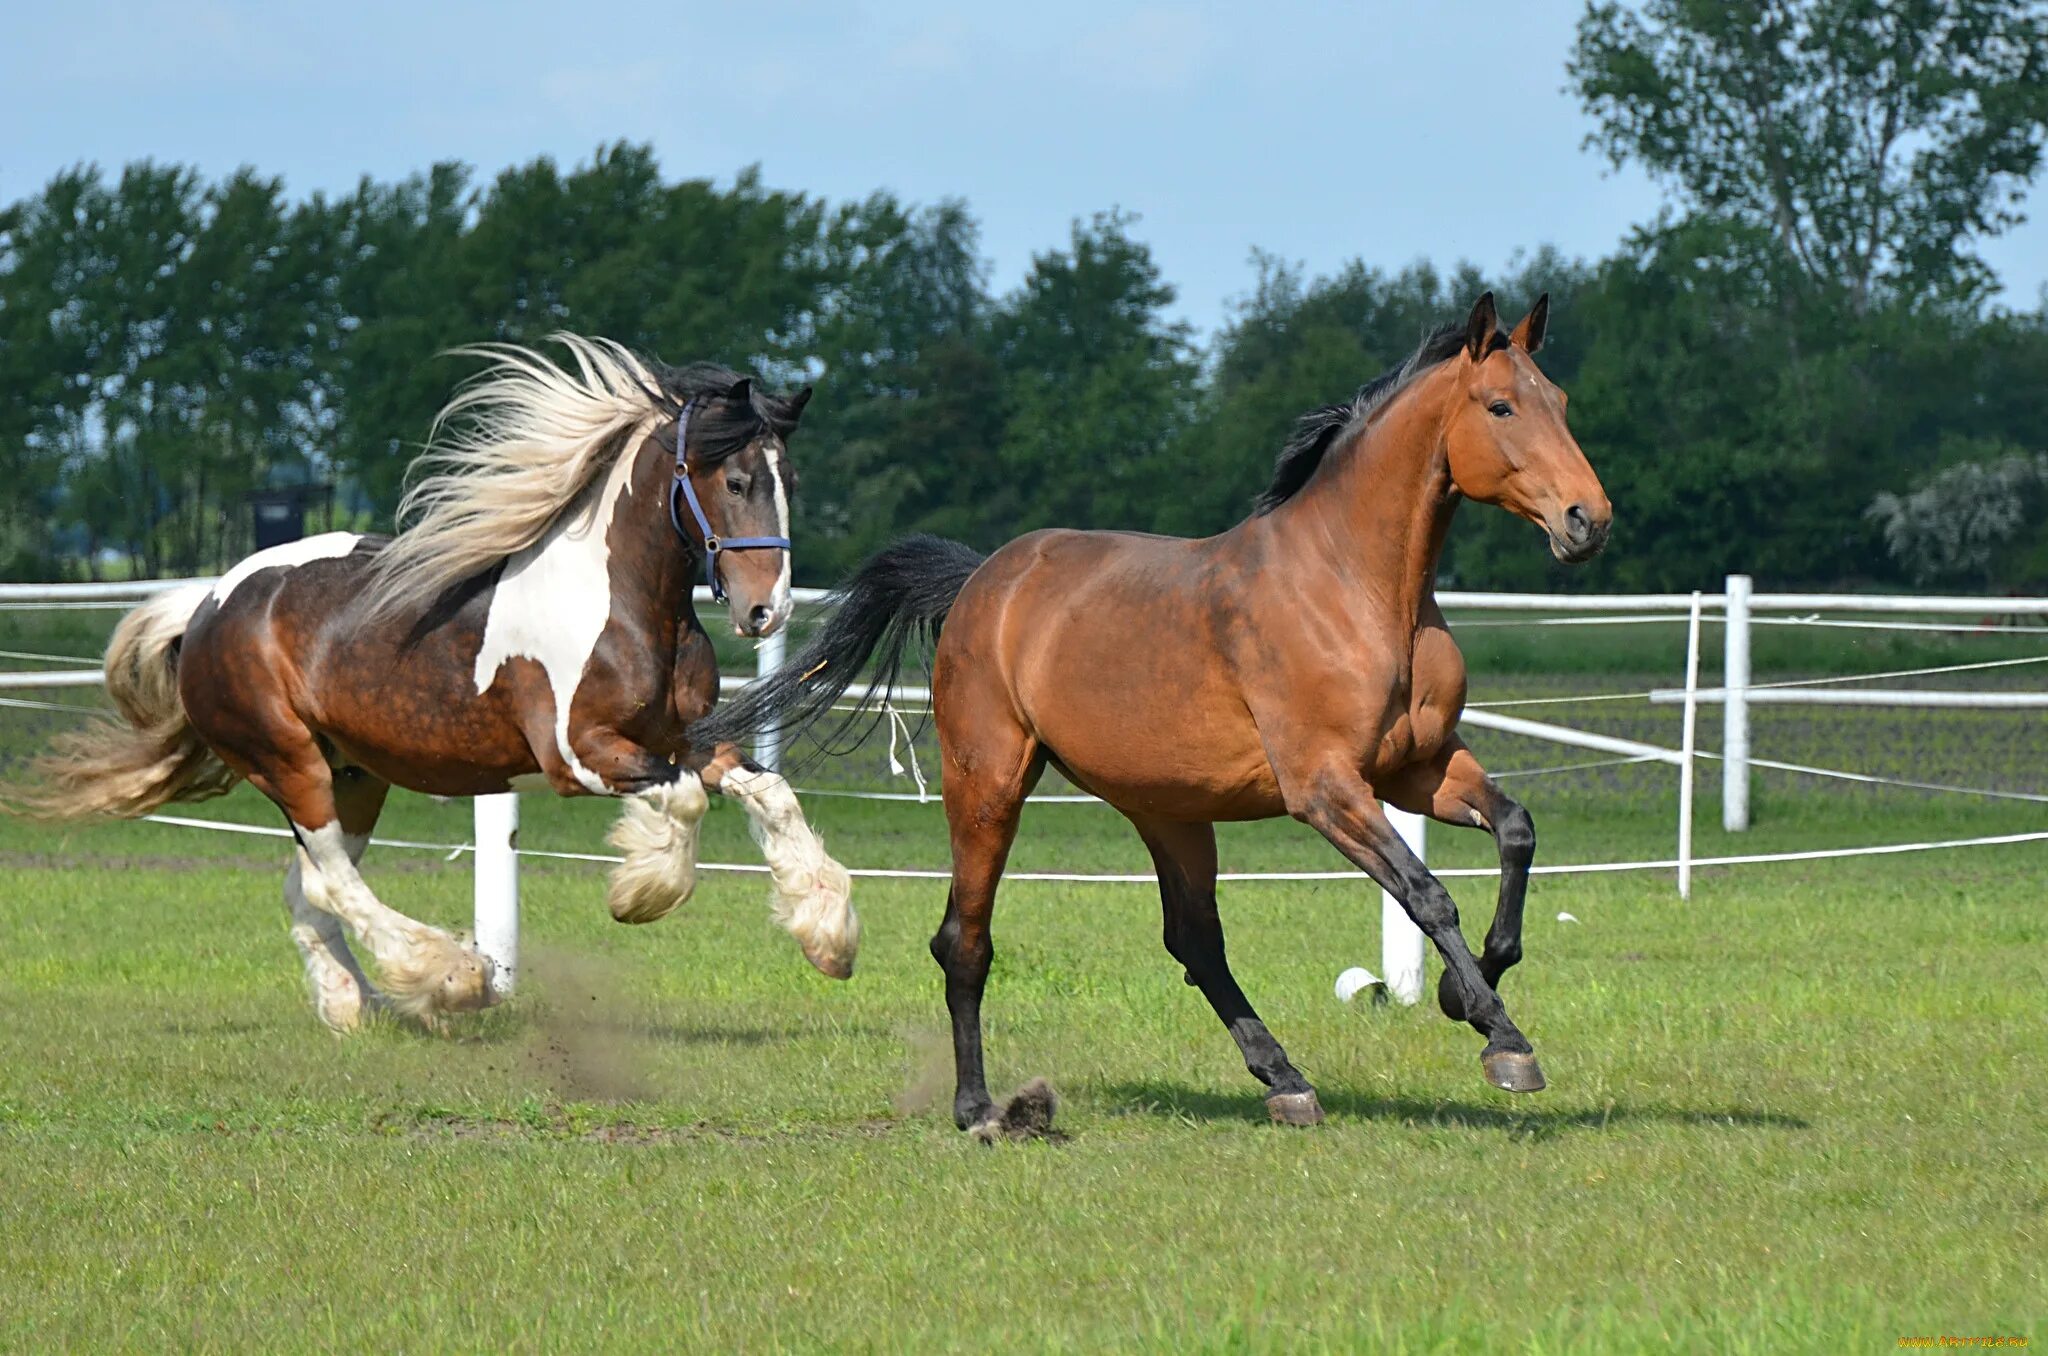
(748, 605, 773, 632)
(1565, 503, 1593, 543)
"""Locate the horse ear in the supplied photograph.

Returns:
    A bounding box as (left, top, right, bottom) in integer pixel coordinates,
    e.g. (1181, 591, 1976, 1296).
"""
(1464, 292, 1498, 361)
(725, 377, 753, 405)
(786, 385, 814, 420)
(1510, 293, 1550, 354)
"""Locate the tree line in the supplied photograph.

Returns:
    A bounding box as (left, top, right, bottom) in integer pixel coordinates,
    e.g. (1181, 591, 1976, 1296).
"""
(4, 0, 2046, 591)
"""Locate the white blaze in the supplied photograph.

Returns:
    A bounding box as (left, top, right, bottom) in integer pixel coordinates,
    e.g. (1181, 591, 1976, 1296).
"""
(764, 438, 793, 629)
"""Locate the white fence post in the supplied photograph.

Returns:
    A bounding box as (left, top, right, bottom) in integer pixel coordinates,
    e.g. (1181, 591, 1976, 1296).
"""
(1722, 573, 1752, 832)
(1677, 592, 1703, 900)
(1382, 809, 1427, 1005)
(473, 792, 520, 996)
(755, 626, 787, 772)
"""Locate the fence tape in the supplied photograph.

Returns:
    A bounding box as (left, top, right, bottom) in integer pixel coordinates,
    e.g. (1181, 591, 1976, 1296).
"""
(133, 811, 2048, 885)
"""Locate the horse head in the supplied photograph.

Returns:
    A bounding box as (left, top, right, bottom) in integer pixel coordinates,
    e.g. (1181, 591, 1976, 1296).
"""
(1441, 292, 1612, 564)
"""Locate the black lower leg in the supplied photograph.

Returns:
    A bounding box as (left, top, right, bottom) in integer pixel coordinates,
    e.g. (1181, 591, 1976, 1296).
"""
(930, 897, 996, 1129)
(1441, 799, 1535, 1020)
(1404, 874, 1531, 1055)
(1165, 904, 1313, 1096)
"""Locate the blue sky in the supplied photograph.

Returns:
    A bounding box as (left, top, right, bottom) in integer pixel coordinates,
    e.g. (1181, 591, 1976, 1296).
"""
(5, 1, 2044, 333)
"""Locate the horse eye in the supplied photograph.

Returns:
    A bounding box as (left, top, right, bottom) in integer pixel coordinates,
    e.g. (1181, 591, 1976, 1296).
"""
(725, 477, 747, 497)
(1489, 401, 1514, 418)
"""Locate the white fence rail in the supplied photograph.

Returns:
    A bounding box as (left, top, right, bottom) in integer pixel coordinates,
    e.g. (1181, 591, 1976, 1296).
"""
(5, 573, 2044, 1001)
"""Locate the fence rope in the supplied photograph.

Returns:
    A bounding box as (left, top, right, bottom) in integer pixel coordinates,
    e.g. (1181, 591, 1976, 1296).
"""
(1694, 748, 2048, 805)
(0, 647, 102, 665)
(1751, 615, 2048, 635)
(0, 694, 106, 714)
(131, 811, 2048, 884)
(1742, 651, 2048, 692)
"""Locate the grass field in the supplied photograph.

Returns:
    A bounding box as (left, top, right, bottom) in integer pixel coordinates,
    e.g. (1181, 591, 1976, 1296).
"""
(1, 610, 2044, 1351)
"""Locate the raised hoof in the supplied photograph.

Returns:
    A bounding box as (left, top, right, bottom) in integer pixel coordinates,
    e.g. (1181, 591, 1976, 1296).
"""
(1482, 1050, 1546, 1094)
(1266, 1090, 1325, 1127)
(969, 1078, 1061, 1144)
(802, 943, 854, 981)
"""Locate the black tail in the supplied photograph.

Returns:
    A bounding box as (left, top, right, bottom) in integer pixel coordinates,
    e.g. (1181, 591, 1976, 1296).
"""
(692, 534, 985, 759)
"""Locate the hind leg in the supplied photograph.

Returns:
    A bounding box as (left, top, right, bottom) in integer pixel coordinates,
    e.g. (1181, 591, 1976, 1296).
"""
(284, 769, 393, 1031)
(931, 710, 1044, 1135)
(1133, 815, 1322, 1126)
(696, 744, 858, 980)
(231, 729, 493, 1024)
(286, 859, 375, 1031)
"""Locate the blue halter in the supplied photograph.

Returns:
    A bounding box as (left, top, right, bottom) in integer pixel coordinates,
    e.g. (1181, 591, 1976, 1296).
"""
(667, 400, 791, 604)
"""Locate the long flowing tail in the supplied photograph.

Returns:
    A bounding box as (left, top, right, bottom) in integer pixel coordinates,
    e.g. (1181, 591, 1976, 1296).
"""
(691, 534, 984, 758)
(6, 586, 239, 819)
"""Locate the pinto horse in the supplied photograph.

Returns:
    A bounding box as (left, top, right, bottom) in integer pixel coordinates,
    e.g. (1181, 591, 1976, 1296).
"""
(17, 336, 858, 1029)
(700, 294, 1609, 1134)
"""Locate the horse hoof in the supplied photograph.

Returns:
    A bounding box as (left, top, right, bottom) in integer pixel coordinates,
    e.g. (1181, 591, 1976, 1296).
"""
(437, 949, 498, 1014)
(1481, 1050, 1546, 1093)
(1266, 1090, 1325, 1127)
(802, 942, 854, 981)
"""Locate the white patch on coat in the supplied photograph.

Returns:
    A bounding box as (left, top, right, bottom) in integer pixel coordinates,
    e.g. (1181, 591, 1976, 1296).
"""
(212, 532, 362, 605)
(471, 449, 637, 794)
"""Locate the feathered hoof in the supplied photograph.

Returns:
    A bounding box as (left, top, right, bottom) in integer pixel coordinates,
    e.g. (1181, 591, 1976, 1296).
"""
(1481, 1048, 1546, 1093)
(969, 1078, 1062, 1144)
(380, 932, 498, 1024)
(1266, 1089, 1325, 1127)
(780, 856, 860, 981)
(605, 785, 705, 924)
(606, 862, 697, 924)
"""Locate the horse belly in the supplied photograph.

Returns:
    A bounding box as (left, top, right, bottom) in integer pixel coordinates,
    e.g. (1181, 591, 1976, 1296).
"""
(1017, 643, 1281, 820)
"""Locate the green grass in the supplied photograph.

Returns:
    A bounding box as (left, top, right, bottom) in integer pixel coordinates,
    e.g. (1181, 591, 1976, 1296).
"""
(2, 745, 2045, 1351)
(2, 605, 2045, 1350)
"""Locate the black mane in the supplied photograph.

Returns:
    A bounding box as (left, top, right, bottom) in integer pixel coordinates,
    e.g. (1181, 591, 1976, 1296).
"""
(1252, 319, 1488, 515)
(652, 360, 808, 465)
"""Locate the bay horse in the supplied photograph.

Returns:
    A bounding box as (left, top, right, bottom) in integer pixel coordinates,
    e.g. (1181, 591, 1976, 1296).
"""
(699, 294, 1610, 1134)
(15, 335, 859, 1029)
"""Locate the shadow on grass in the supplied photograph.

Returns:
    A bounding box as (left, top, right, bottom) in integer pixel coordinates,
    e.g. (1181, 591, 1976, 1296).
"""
(1094, 1079, 1810, 1137)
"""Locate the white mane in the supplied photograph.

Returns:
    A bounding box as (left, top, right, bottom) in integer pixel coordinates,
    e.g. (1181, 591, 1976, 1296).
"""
(366, 333, 668, 618)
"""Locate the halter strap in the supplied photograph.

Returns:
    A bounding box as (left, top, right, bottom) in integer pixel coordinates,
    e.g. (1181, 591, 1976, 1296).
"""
(667, 400, 792, 604)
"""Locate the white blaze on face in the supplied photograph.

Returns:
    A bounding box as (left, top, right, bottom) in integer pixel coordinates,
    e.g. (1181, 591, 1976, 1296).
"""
(212, 532, 363, 605)
(472, 450, 638, 795)
(763, 437, 793, 630)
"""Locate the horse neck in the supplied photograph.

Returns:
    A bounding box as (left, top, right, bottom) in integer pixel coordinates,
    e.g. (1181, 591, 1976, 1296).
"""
(609, 428, 701, 634)
(1265, 369, 1459, 630)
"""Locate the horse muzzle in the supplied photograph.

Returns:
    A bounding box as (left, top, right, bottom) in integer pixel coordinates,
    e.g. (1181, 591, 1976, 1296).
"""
(1547, 501, 1611, 564)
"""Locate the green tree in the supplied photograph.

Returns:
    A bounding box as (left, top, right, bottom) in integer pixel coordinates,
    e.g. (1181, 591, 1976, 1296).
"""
(988, 211, 1198, 534)
(1570, 0, 2048, 311)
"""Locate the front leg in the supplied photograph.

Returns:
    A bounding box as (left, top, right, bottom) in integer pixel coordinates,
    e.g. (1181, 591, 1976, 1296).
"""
(688, 743, 860, 980)
(1281, 757, 1545, 1094)
(557, 724, 712, 924)
(1382, 736, 1536, 1020)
